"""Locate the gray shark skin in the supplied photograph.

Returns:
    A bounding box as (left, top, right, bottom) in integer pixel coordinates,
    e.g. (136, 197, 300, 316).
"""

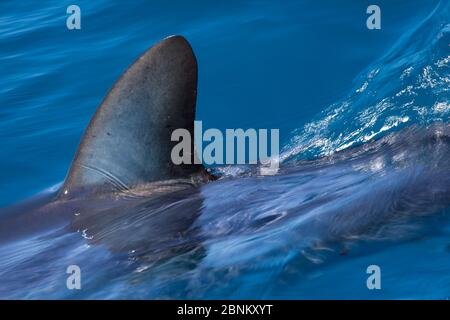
(0, 36, 449, 271)
(61, 35, 208, 199)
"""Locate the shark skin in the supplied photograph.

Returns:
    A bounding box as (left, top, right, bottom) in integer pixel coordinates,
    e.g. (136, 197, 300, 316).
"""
(60, 35, 209, 199)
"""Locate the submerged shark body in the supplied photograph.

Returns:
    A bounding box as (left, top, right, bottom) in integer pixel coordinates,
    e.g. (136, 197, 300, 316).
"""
(0, 36, 449, 270)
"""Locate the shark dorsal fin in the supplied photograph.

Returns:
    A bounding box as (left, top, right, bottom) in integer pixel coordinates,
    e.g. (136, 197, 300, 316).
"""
(60, 36, 205, 197)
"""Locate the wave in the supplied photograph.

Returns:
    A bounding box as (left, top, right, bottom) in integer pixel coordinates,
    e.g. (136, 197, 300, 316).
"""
(282, 1, 449, 162)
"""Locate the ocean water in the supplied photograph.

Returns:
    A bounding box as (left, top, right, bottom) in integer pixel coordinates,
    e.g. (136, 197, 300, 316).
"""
(0, 0, 449, 299)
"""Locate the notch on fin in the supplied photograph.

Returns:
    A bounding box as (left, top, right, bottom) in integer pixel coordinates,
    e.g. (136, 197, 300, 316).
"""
(60, 36, 206, 198)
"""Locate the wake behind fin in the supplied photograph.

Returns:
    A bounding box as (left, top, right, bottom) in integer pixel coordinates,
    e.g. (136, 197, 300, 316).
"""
(60, 35, 206, 198)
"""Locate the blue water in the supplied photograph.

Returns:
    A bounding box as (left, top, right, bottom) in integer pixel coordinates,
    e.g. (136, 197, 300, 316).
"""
(0, 0, 449, 299)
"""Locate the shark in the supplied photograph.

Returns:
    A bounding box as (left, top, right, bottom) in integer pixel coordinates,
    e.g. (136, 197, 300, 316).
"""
(0, 36, 208, 245)
(0, 35, 449, 270)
